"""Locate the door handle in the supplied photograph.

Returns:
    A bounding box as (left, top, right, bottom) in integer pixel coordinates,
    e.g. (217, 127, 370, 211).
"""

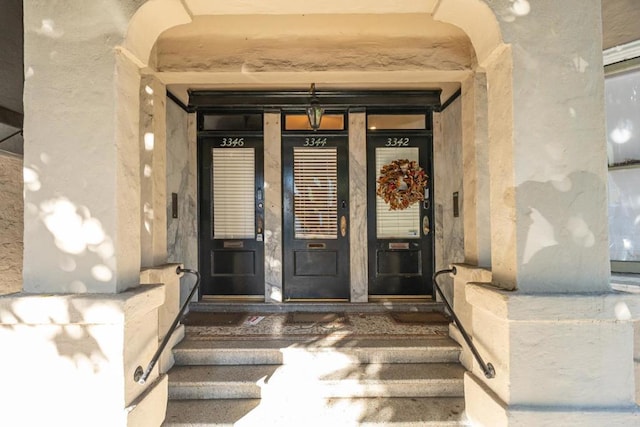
(423, 215, 430, 236)
(340, 215, 347, 237)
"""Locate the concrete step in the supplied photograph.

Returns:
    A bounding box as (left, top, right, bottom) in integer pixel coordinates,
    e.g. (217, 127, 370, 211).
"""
(173, 337, 461, 366)
(168, 362, 465, 400)
(163, 397, 469, 426)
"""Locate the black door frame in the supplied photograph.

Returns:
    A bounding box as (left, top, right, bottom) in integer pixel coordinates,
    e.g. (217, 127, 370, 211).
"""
(366, 114, 435, 297)
(197, 129, 265, 298)
(281, 131, 351, 300)
(191, 91, 444, 302)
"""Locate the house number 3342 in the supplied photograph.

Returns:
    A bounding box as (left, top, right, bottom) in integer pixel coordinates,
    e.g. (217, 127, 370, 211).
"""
(385, 137, 410, 146)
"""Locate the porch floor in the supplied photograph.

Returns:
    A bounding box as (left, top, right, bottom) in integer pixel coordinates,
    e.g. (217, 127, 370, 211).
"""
(182, 307, 451, 341)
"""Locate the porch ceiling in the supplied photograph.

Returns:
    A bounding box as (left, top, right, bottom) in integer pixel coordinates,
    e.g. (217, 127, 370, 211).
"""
(154, 14, 473, 105)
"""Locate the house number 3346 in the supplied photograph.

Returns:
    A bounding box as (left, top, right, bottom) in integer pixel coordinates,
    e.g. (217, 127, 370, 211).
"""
(220, 138, 245, 147)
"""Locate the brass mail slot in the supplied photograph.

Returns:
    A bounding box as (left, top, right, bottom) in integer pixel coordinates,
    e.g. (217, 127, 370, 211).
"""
(223, 241, 244, 248)
(307, 243, 326, 249)
(389, 242, 410, 250)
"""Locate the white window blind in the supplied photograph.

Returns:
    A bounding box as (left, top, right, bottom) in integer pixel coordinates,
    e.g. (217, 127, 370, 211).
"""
(212, 148, 255, 239)
(293, 147, 338, 239)
(376, 147, 420, 239)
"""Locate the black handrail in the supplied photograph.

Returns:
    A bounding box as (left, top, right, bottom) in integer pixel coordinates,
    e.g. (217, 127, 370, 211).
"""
(134, 266, 200, 385)
(433, 267, 495, 379)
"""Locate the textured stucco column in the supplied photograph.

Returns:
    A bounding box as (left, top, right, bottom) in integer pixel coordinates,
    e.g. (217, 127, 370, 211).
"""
(484, 0, 610, 293)
(22, 1, 144, 293)
(436, 2, 632, 425)
(13, 2, 169, 426)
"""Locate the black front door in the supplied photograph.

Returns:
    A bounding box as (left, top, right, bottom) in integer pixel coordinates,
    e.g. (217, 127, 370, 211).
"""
(282, 134, 350, 300)
(367, 130, 434, 296)
(198, 134, 264, 297)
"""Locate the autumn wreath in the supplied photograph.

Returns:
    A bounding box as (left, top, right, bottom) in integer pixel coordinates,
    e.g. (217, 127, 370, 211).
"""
(376, 159, 428, 210)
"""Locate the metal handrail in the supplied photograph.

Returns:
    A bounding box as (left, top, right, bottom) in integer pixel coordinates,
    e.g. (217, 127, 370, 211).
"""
(433, 267, 495, 379)
(134, 266, 200, 385)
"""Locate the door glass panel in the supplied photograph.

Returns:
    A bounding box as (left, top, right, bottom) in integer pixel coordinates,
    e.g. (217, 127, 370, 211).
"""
(285, 114, 345, 131)
(376, 147, 420, 239)
(293, 147, 338, 239)
(368, 114, 427, 130)
(202, 114, 263, 131)
(212, 148, 255, 239)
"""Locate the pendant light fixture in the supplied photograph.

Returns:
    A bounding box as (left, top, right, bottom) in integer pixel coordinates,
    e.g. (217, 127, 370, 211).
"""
(306, 83, 324, 131)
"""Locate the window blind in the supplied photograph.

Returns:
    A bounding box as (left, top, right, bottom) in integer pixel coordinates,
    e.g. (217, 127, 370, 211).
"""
(212, 148, 255, 239)
(293, 147, 338, 239)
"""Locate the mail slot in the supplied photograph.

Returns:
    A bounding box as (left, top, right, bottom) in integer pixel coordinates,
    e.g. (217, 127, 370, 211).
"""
(389, 242, 410, 250)
(307, 243, 326, 249)
(224, 241, 244, 249)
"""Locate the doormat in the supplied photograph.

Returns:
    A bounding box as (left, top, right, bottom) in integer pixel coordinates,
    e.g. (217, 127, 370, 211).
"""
(183, 312, 247, 327)
(285, 312, 350, 326)
(389, 311, 450, 325)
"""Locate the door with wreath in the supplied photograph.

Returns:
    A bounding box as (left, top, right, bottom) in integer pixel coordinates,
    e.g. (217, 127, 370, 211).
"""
(366, 121, 433, 297)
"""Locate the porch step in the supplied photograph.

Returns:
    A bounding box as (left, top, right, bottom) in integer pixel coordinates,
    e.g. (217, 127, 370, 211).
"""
(163, 336, 469, 426)
(173, 337, 461, 366)
(163, 397, 468, 426)
(168, 362, 464, 400)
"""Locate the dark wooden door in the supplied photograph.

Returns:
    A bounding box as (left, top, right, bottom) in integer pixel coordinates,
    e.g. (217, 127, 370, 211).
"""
(367, 131, 434, 296)
(282, 134, 350, 300)
(199, 135, 264, 296)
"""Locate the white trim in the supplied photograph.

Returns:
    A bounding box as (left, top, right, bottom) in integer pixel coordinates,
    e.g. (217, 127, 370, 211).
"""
(603, 39, 640, 66)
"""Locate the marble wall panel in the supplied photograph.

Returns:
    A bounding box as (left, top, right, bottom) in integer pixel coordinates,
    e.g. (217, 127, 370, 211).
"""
(166, 100, 197, 303)
(264, 112, 283, 302)
(434, 96, 465, 303)
(349, 112, 368, 302)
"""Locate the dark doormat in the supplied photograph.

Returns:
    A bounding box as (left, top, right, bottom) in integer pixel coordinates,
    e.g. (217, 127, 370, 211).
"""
(183, 312, 247, 327)
(285, 312, 350, 325)
(389, 311, 450, 325)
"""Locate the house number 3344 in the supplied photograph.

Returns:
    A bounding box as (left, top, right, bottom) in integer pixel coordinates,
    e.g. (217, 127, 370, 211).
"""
(304, 137, 328, 147)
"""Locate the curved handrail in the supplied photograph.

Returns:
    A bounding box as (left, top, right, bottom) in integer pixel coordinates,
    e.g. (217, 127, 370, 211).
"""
(134, 267, 200, 385)
(433, 267, 495, 379)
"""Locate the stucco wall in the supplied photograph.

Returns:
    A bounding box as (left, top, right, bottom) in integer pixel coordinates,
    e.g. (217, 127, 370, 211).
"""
(434, 96, 465, 302)
(166, 98, 197, 302)
(0, 152, 23, 294)
(602, 0, 640, 49)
